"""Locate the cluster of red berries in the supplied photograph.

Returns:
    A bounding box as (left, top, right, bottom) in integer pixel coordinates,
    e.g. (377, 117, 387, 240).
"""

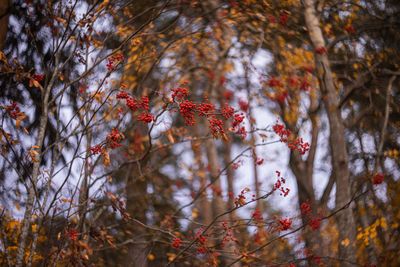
(66, 228, 79, 241)
(106, 54, 124, 71)
(288, 77, 298, 88)
(188, 228, 208, 255)
(267, 77, 284, 87)
(171, 83, 189, 100)
(231, 113, 245, 129)
(90, 145, 103, 154)
(252, 208, 264, 221)
(106, 128, 124, 149)
(33, 73, 43, 82)
(273, 170, 290, 197)
(300, 79, 311, 91)
(303, 65, 315, 73)
(273, 122, 310, 155)
(208, 117, 225, 137)
(238, 99, 249, 112)
(221, 221, 236, 248)
(231, 159, 243, 170)
(137, 111, 154, 123)
(267, 13, 289, 26)
(269, 15, 277, 23)
(116, 93, 149, 111)
(197, 97, 215, 116)
(309, 217, 322, 231)
(220, 103, 235, 119)
(304, 248, 321, 264)
(171, 237, 182, 249)
(279, 218, 292, 231)
(116, 92, 154, 124)
(169, 83, 247, 139)
(179, 100, 197, 126)
(266, 76, 310, 103)
(4, 101, 22, 119)
(301, 200, 323, 231)
(279, 12, 289, 26)
(206, 70, 215, 81)
(223, 89, 233, 100)
(345, 24, 355, 34)
(315, 46, 327, 55)
(266, 78, 289, 104)
(372, 173, 385, 185)
(256, 158, 264, 165)
(273, 91, 289, 104)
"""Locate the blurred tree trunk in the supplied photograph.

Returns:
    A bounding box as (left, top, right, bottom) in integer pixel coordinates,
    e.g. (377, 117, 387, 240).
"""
(120, 1, 160, 266)
(223, 140, 236, 219)
(0, 0, 11, 51)
(244, 64, 262, 213)
(303, 0, 357, 265)
(287, 96, 324, 265)
(192, 123, 213, 227)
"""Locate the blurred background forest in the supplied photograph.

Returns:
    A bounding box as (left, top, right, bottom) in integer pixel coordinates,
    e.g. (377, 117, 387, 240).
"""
(0, 0, 399, 266)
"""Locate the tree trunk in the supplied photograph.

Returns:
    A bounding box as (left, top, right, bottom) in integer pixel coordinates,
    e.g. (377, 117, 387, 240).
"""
(192, 123, 213, 227)
(0, 0, 11, 51)
(289, 152, 323, 265)
(303, 0, 357, 265)
(205, 138, 226, 222)
(223, 140, 236, 220)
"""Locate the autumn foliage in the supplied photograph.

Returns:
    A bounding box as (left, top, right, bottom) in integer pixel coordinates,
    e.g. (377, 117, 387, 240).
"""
(0, 0, 399, 267)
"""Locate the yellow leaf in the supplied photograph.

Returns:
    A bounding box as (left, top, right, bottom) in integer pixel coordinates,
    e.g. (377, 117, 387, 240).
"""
(380, 217, 387, 228)
(370, 231, 377, 239)
(18, 115, 27, 120)
(15, 203, 21, 211)
(55, 16, 66, 24)
(167, 131, 175, 143)
(192, 208, 198, 219)
(148, 254, 155, 261)
(33, 80, 39, 88)
(16, 119, 21, 130)
(103, 151, 111, 167)
(29, 149, 40, 162)
(168, 253, 176, 261)
(340, 238, 349, 247)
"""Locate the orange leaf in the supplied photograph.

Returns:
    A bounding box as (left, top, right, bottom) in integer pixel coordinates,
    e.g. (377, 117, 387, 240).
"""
(32, 80, 40, 88)
(18, 115, 27, 120)
(103, 151, 110, 167)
